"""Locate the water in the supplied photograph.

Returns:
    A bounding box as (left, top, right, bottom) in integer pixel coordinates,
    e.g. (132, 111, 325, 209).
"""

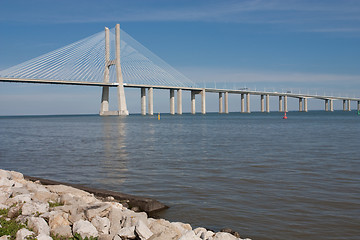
(0, 111, 359, 240)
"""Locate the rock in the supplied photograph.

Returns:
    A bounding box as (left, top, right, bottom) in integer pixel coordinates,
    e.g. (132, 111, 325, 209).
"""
(36, 234, 52, 240)
(27, 217, 50, 235)
(98, 234, 112, 240)
(109, 207, 124, 236)
(211, 232, 239, 240)
(0, 204, 8, 209)
(0, 169, 11, 179)
(15, 228, 35, 240)
(32, 191, 58, 203)
(46, 185, 91, 197)
(0, 235, 10, 240)
(200, 230, 215, 240)
(84, 202, 111, 221)
(135, 220, 153, 240)
(0, 178, 15, 187)
(148, 219, 184, 240)
(91, 216, 110, 235)
(194, 227, 207, 237)
(221, 228, 241, 238)
(117, 226, 136, 239)
(21, 201, 49, 215)
(171, 222, 192, 236)
(11, 187, 30, 197)
(6, 194, 32, 206)
(121, 208, 148, 227)
(26, 182, 48, 193)
(10, 171, 24, 180)
(7, 204, 23, 219)
(49, 211, 72, 237)
(73, 219, 99, 238)
(178, 231, 202, 240)
(0, 190, 12, 204)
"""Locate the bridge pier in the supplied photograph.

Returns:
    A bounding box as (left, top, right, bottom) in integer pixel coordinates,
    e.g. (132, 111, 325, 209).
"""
(304, 98, 308, 112)
(241, 94, 245, 113)
(148, 87, 153, 115)
(260, 95, 264, 112)
(284, 95, 288, 112)
(330, 99, 334, 112)
(325, 99, 329, 112)
(266, 94, 270, 113)
(246, 93, 250, 113)
(141, 88, 146, 115)
(100, 86, 109, 114)
(170, 89, 175, 115)
(279, 96, 283, 112)
(358, 101, 360, 112)
(299, 98, 303, 112)
(201, 89, 206, 114)
(191, 91, 196, 114)
(343, 100, 346, 111)
(225, 92, 229, 114)
(347, 100, 351, 111)
(177, 89, 182, 115)
(219, 93, 223, 113)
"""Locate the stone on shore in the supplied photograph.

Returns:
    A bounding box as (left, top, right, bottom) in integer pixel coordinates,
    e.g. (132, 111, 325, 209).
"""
(91, 216, 110, 235)
(15, 228, 35, 240)
(73, 219, 99, 238)
(27, 217, 50, 236)
(135, 219, 153, 240)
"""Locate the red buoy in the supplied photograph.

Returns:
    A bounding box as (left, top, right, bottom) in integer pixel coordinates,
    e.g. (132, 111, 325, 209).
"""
(283, 112, 288, 119)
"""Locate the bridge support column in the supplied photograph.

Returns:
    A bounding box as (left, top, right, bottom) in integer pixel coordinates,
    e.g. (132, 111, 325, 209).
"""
(246, 93, 250, 113)
(177, 89, 182, 115)
(325, 99, 329, 112)
(279, 96, 283, 112)
(219, 93, 223, 113)
(241, 94, 245, 113)
(225, 92, 229, 114)
(358, 101, 360, 112)
(191, 91, 196, 114)
(170, 89, 175, 115)
(284, 96, 288, 112)
(100, 87, 109, 114)
(343, 100, 346, 111)
(141, 88, 146, 115)
(100, 27, 110, 116)
(304, 98, 308, 112)
(330, 99, 334, 112)
(266, 94, 270, 113)
(347, 100, 351, 111)
(260, 95, 264, 112)
(148, 87, 153, 115)
(201, 89, 206, 114)
(299, 98, 303, 112)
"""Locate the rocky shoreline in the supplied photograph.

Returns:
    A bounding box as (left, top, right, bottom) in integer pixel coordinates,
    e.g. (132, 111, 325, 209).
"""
(0, 169, 251, 240)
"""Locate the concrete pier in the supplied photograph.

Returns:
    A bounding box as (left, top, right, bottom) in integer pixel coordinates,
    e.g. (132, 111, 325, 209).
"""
(141, 88, 146, 115)
(304, 98, 308, 112)
(325, 99, 329, 112)
(358, 101, 360, 112)
(347, 100, 351, 111)
(241, 94, 245, 113)
(260, 95, 264, 112)
(201, 89, 206, 114)
(266, 94, 270, 113)
(284, 96, 288, 112)
(343, 100, 346, 111)
(225, 92, 229, 114)
(279, 96, 283, 112)
(246, 93, 250, 113)
(170, 89, 175, 115)
(330, 99, 334, 112)
(299, 98, 303, 112)
(148, 87, 153, 115)
(219, 93, 223, 113)
(177, 89, 182, 115)
(191, 91, 196, 114)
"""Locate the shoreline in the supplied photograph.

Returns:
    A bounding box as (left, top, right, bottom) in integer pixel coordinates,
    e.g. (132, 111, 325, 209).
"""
(0, 169, 251, 240)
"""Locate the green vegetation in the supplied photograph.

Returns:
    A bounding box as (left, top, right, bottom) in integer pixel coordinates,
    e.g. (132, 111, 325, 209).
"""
(48, 201, 64, 208)
(0, 206, 26, 240)
(51, 233, 98, 240)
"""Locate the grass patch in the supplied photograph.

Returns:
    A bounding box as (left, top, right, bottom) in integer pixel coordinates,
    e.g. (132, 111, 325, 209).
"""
(48, 201, 64, 208)
(0, 207, 26, 240)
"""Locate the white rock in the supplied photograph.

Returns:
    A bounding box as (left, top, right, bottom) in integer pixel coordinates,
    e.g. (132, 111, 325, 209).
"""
(0, 178, 15, 187)
(109, 207, 124, 236)
(147, 218, 183, 240)
(201, 230, 215, 240)
(0, 235, 10, 240)
(84, 202, 111, 221)
(6, 194, 32, 205)
(178, 230, 202, 240)
(91, 216, 110, 235)
(22, 201, 49, 215)
(0, 169, 11, 179)
(48, 210, 73, 237)
(135, 220, 153, 240)
(36, 234, 53, 240)
(10, 171, 24, 180)
(194, 227, 207, 237)
(26, 182, 48, 193)
(0, 191, 11, 205)
(15, 228, 35, 240)
(0, 204, 8, 209)
(171, 222, 192, 236)
(117, 226, 136, 239)
(73, 219, 99, 238)
(32, 191, 58, 203)
(27, 217, 50, 235)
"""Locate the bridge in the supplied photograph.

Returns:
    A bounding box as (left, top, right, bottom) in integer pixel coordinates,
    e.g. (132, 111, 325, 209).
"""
(1, 24, 359, 115)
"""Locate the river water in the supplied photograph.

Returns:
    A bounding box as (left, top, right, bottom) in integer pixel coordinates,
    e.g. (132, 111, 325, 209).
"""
(0, 111, 359, 240)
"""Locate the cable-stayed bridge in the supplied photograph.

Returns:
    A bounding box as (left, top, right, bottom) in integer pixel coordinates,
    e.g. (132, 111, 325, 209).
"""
(1, 24, 359, 115)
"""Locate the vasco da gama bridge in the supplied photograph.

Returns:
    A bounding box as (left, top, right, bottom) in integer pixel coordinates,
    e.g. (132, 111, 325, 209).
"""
(1, 24, 359, 115)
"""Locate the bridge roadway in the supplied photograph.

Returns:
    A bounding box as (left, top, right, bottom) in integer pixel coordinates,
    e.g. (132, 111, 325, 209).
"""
(1, 77, 360, 114)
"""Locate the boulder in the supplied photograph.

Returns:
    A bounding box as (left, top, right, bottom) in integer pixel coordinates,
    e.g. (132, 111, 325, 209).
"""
(0, 191, 11, 204)
(7, 204, 23, 219)
(117, 226, 136, 239)
(73, 219, 99, 238)
(9, 171, 24, 180)
(178, 230, 202, 240)
(148, 218, 184, 240)
(0, 178, 15, 187)
(98, 234, 112, 240)
(0, 235, 10, 240)
(36, 234, 52, 240)
(0, 169, 11, 179)
(15, 228, 35, 240)
(11, 187, 30, 197)
(84, 202, 111, 221)
(109, 207, 124, 236)
(91, 216, 110, 235)
(0, 204, 8, 210)
(51, 225, 73, 238)
(21, 201, 49, 215)
(200, 230, 215, 240)
(26, 182, 48, 193)
(121, 208, 148, 227)
(49, 211, 72, 237)
(27, 217, 50, 235)
(171, 222, 192, 236)
(194, 227, 208, 238)
(6, 194, 32, 206)
(32, 191, 58, 203)
(135, 220, 153, 240)
(211, 232, 239, 240)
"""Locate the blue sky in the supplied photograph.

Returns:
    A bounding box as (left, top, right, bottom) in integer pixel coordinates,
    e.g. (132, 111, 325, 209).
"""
(0, 0, 359, 115)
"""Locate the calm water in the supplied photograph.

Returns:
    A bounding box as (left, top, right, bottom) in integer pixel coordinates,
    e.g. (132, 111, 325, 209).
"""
(0, 111, 359, 240)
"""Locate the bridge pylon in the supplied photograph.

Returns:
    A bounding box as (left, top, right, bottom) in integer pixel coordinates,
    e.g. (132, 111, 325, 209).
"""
(100, 24, 129, 116)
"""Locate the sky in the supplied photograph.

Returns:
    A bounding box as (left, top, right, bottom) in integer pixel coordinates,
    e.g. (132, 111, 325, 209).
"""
(0, 0, 360, 115)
